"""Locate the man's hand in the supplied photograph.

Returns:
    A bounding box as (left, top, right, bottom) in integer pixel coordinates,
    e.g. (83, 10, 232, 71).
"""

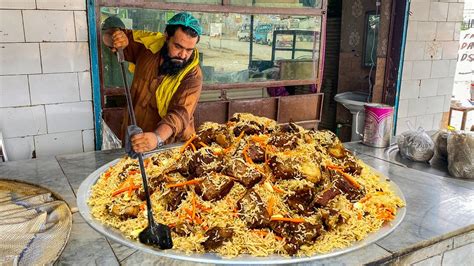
(103, 29, 129, 52)
(131, 132, 158, 153)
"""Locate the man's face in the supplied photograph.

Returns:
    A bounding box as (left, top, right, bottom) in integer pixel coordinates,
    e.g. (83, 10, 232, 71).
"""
(166, 27, 199, 67)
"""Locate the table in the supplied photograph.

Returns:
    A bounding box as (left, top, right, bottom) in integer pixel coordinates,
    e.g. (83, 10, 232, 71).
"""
(1, 144, 473, 265)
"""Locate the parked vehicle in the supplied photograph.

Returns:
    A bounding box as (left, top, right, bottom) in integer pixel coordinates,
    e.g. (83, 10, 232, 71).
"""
(254, 24, 272, 44)
(237, 28, 250, 42)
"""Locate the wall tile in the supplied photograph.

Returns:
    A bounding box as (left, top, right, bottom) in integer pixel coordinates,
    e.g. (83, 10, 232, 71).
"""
(74, 11, 88, 42)
(417, 22, 437, 41)
(40, 42, 90, 73)
(431, 60, 451, 78)
(3, 136, 34, 161)
(436, 22, 455, 41)
(410, 2, 430, 21)
(402, 61, 413, 81)
(0, 106, 46, 138)
(405, 42, 426, 60)
(78, 72, 92, 101)
(424, 42, 442, 60)
(408, 98, 428, 117)
(425, 95, 445, 114)
(45, 102, 94, 133)
(448, 59, 457, 77)
(432, 112, 444, 129)
(36, 0, 86, 10)
(443, 94, 452, 112)
(437, 77, 455, 95)
(415, 114, 434, 130)
(29, 73, 80, 105)
(23, 10, 75, 42)
(398, 99, 409, 118)
(34, 131, 83, 158)
(0, 0, 35, 9)
(400, 80, 420, 99)
(447, 3, 465, 21)
(441, 41, 459, 59)
(0, 10, 24, 42)
(396, 117, 416, 135)
(419, 79, 439, 97)
(454, 22, 462, 40)
(0, 43, 41, 75)
(453, 230, 474, 248)
(412, 61, 432, 79)
(0, 75, 30, 107)
(82, 129, 95, 152)
(413, 254, 442, 266)
(429, 2, 449, 21)
(407, 21, 418, 41)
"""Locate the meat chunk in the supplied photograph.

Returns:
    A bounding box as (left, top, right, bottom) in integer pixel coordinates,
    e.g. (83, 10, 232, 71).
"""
(188, 149, 223, 178)
(233, 123, 262, 137)
(342, 158, 362, 176)
(172, 222, 194, 236)
(268, 156, 297, 180)
(270, 221, 322, 255)
(247, 143, 265, 163)
(195, 173, 234, 201)
(313, 186, 341, 207)
(334, 177, 364, 201)
(202, 227, 234, 250)
(269, 133, 298, 150)
(163, 187, 188, 211)
(321, 209, 344, 231)
(236, 190, 270, 229)
(224, 159, 263, 189)
(286, 187, 316, 215)
(136, 174, 164, 200)
(110, 204, 140, 219)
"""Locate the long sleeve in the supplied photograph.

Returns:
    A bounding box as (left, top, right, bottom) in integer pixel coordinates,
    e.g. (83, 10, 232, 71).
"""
(158, 66, 203, 141)
(122, 29, 145, 64)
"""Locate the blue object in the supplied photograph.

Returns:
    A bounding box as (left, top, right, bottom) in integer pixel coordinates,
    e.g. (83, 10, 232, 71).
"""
(87, 0, 102, 150)
(393, 0, 411, 135)
(167, 12, 202, 36)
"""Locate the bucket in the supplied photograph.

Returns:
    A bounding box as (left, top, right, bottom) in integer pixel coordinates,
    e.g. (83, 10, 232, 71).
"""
(356, 103, 394, 148)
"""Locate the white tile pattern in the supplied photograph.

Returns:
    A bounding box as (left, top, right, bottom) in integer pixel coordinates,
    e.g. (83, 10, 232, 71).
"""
(45, 102, 94, 133)
(23, 10, 75, 42)
(0, 105, 47, 138)
(0, 75, 30, 107)
(0, 10, 25, 42)
(29, 73, 80, 104)
(0, 43, 41, 75)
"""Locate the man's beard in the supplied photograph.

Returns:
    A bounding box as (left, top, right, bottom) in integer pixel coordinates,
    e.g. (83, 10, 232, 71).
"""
(159, 43, 193, 76)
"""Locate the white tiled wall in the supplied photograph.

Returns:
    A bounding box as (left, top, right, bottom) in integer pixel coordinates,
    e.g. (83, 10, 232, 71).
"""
(0, 0, 94, 161)
(396, 0, 464, 135)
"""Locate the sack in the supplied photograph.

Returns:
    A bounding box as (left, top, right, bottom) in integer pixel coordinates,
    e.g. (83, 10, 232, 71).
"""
(101, 119, 122, 150)
(397, 127, 434, 162)
(433, 130, 449, 160)
(447, 131, 474, 179)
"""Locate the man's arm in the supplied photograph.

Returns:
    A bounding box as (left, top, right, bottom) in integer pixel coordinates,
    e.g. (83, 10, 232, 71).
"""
(131, 68, 203, 152)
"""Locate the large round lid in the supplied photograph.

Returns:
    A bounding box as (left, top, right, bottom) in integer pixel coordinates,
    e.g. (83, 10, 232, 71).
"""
(0, 179, 72, 265)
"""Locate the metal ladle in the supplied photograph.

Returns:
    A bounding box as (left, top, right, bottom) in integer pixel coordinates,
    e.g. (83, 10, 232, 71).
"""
(117, 48, 173, 249)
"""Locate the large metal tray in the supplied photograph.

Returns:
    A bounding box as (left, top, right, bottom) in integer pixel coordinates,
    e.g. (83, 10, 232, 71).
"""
(77, 157, 406, 265)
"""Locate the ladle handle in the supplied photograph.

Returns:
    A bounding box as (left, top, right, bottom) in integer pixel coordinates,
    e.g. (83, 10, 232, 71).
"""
(137, 153, 155, 224)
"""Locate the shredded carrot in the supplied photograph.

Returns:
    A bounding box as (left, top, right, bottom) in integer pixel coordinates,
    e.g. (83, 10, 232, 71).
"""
(128, 169, 139, 175)
(127, 177, 135, 196)
(139, 202, 146, 211)
(168, 223, 176, 228)
(272, 185, 284, 194)
(357, 212, 362, 220)
(180, 134, 197, 153)
(270, 217, 305, 223)
(166, 178, 202, 188)
(112, 185, 140, 197)
(198, 141, 208, 147)
(202, 225, 209, 231)
(196, 202, 211, 212)
(326, 164, 342, 170)
(190, 142, 197, 152)
(360, 194, 372, 203)
(104, 171, 111, 180)
(339, 171, 362, 189)
(275, 235, 284, 241)
(253, 230, 269, 237)
(242, 145, 254, 164)
(267, 198, 275, 216)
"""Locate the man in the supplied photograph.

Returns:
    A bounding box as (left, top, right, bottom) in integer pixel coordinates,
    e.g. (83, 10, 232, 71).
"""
(103, 12, 203, 153)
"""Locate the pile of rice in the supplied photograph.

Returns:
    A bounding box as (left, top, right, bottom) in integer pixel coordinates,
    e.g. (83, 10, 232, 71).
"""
(88, 113, 405, 258)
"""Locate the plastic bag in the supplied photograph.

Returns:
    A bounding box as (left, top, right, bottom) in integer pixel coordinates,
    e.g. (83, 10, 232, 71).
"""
(447, 131, 474, 179)
(101, 119, 122, 150)
(397, 127, 434, 162)
(433, 130, 449, 160)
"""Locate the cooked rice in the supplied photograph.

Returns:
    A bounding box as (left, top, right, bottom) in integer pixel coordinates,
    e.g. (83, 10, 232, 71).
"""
(88, 113, 404, 258)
